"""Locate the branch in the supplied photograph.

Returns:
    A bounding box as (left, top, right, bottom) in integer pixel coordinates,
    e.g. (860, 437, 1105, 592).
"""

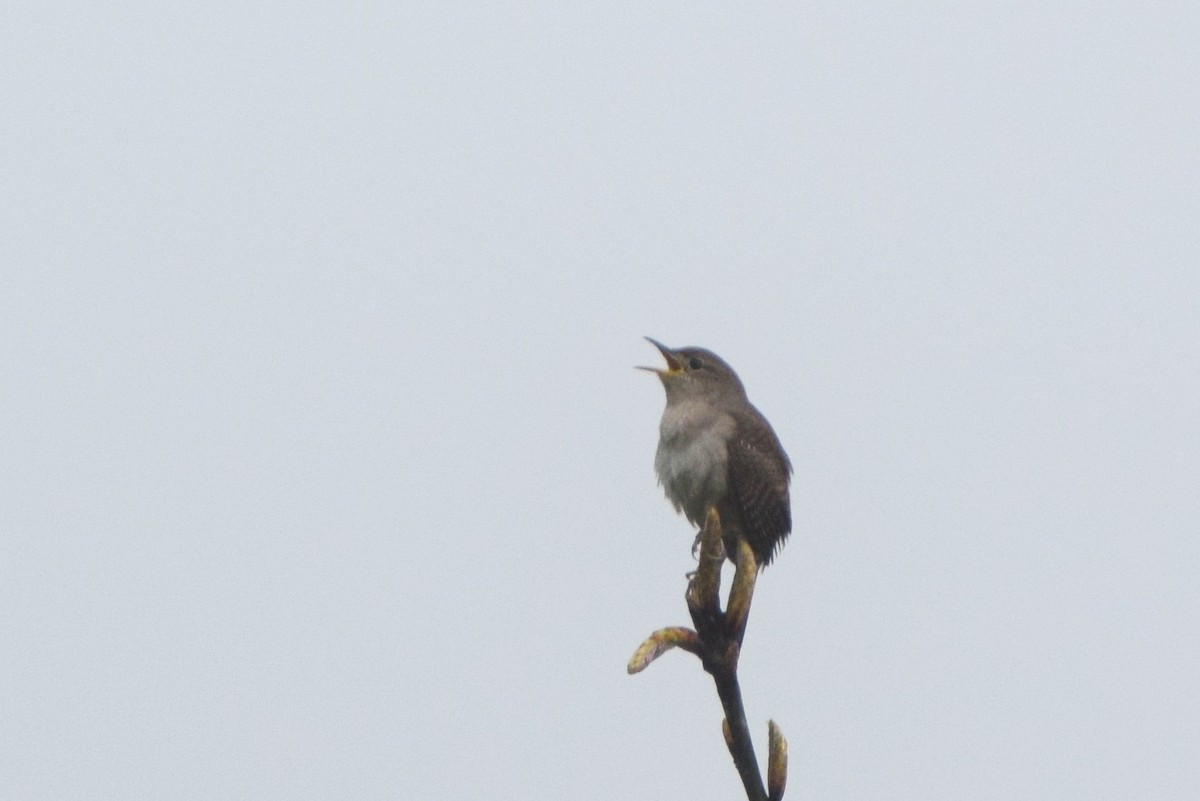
(628, 507, 788, 801)
(627, 627, 702, 673)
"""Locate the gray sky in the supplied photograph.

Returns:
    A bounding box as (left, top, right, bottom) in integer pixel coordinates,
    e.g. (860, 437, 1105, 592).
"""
(3, 3, 1199, 799)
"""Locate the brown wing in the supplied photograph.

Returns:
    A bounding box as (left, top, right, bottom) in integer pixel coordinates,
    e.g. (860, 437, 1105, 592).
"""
(726, 409, 792, 567)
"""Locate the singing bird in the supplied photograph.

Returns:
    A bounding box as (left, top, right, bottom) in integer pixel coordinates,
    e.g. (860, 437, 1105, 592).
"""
(641, 338, 793, 569)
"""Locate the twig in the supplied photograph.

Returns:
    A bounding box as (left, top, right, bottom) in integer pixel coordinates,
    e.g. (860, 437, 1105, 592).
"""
(627, 507, 788, 801)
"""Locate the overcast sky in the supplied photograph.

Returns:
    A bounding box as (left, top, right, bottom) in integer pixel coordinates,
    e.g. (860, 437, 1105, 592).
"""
(3, 3, 1199, 800)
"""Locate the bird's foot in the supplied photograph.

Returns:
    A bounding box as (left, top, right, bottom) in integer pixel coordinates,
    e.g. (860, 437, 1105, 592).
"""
(691, 532, 726, 558)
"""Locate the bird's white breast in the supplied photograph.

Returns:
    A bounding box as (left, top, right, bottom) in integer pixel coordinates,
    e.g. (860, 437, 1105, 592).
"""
(654, 400, 735, 526)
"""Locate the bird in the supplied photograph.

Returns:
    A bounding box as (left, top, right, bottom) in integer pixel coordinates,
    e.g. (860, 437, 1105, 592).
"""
(640, 338, 793, 569)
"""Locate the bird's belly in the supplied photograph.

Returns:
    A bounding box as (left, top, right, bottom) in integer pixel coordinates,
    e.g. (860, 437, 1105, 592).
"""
(655, 428, 729, 526)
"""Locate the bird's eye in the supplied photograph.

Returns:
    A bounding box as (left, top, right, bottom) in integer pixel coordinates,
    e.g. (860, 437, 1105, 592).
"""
(687, 357, 704, 370)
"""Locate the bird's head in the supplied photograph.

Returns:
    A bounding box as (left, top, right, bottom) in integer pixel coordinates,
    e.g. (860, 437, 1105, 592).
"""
(639, 337, 746, 404)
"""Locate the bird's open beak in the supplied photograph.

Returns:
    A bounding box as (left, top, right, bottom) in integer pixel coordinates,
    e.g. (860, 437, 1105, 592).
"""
(638, 337, 684, 376)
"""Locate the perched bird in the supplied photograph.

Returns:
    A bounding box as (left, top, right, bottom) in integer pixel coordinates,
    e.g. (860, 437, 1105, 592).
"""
(641, 338, 793, 569)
